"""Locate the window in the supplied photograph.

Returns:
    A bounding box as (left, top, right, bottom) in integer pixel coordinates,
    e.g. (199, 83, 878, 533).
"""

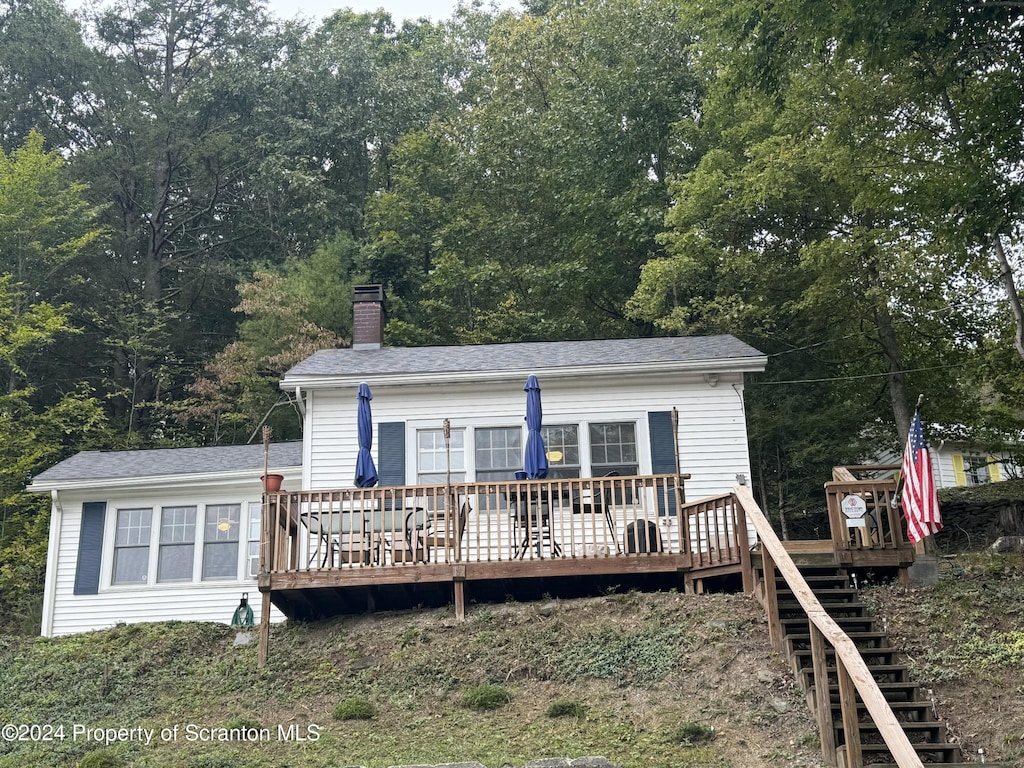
(247, 502, 262, 578)
(589, 422, 638, 476)
(541, 425, 580, 479)
(964, 455, 991, 486)
(417, 428, 465, 483)
(202, 505, 241, 580)
(475, 427, 522, 481)
(113, 508, 152, 584)
(157, 506, 196, 582)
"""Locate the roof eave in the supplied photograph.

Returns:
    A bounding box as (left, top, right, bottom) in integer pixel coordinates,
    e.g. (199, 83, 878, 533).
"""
(27, 466, 302, 494)
(281, 355, 769, 390)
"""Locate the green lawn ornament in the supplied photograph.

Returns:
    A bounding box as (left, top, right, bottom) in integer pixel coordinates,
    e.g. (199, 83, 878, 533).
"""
(231, 593, 254, 627)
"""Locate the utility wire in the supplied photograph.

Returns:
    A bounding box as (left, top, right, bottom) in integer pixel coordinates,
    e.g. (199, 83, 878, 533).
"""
(750, 361, 970, 386)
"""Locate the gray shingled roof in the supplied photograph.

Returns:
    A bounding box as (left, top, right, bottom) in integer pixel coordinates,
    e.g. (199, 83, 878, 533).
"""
(30, 441, 302, 486)
(284, 335, 764, 379)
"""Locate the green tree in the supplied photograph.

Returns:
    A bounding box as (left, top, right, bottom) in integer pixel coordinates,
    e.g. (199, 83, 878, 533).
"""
(627, 11, 989, 527)
(365, 0, 700, 344)
(177, 234, 358, 443)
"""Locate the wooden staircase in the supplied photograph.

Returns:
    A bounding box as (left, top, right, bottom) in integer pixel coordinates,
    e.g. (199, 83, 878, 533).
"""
(771, 566, 998, 767)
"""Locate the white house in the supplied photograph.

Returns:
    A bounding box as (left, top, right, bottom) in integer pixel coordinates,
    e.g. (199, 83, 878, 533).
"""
(30, 286, 768, 636)
(30, 443, 301, 637)
(930, 442, 1016, 489)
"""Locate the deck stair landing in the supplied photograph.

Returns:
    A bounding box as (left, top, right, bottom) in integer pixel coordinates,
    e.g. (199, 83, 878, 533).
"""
(770, 566, 999, 768)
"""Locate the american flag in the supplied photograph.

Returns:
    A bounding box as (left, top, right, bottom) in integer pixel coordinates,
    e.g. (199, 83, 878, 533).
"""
(901, 410, 942, 544)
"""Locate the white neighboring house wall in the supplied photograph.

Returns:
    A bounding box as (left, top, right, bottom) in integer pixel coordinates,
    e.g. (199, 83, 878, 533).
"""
(930, 443, 1016, 489)
(31, 453, 298, 637)
(876, 441, 1017, 489)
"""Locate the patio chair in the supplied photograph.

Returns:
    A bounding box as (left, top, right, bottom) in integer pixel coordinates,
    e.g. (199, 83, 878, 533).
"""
(305, 511, 371, 567)
(572, 471, 621, 553)
(383, 508, 432, 564)
(512, 492, 561, 559)
(421, 499, 471, 562)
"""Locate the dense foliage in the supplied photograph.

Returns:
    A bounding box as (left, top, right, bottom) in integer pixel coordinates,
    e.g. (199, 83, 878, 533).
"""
(0, 0, 1021, 628)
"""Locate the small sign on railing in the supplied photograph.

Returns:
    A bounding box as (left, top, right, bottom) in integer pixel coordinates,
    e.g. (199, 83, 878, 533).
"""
(841, 495, 867, 528)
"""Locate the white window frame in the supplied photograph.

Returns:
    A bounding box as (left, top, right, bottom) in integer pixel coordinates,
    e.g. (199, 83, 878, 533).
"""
(416, 427, 466, 484)
(112, 508, 153, 585)
(105, 499, 258, 590)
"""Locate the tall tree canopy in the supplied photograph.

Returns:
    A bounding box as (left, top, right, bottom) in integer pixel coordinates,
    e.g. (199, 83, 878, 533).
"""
(0, 0, 1020, 582)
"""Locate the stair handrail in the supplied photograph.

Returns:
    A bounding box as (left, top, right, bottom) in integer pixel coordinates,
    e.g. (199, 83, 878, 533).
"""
(734, 485, 924, 768)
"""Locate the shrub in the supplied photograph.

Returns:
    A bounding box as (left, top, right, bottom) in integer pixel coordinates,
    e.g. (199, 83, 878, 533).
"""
(79, 749, 125, 768)
(673, 720, 715, 746)
(333, 696, 377, 720)
(460, 684, 511, 710)
(546, 699, 586, 718)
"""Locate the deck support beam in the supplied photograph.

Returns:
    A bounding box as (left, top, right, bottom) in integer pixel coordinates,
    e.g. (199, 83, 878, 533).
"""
(453, 564, 467, 620)
(258, 590, 271, 668)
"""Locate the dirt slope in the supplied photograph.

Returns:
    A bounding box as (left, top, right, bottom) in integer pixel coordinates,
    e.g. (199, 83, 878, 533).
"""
(1, 552, 1021, 768)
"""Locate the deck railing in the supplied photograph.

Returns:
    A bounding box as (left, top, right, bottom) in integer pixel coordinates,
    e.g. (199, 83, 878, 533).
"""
(824, 478, 906, 556)
(259, 474, 750, 575)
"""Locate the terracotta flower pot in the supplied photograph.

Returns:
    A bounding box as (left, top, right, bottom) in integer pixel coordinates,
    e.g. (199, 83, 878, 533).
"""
(261, 473, 284, 492)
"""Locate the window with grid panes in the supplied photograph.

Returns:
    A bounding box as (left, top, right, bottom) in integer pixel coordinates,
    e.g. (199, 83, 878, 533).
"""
(247, 502, 262, 578)
(157, 506, 196, 582)
(112, 508, 152, 584)
(589, 422, 638, 476)
(475, 427, 522, 481)
(202, 505, 241, 580)
(417, 428, 465, 483)
(541, 424, 581, 478)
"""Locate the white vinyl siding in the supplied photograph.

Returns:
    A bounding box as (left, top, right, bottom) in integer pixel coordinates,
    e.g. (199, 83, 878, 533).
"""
(41, 487, 288, 637)
(305, 371, 754, 501)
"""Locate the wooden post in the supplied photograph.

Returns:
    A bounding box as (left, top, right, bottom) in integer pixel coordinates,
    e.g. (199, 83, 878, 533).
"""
(810, 624, 838, 767)
(453, 564, 466, 621)
(257, 590, 272, 667)
(762, 548, 782, 653)
(836, 658, 862, 768)
(735, 494, 754, 593)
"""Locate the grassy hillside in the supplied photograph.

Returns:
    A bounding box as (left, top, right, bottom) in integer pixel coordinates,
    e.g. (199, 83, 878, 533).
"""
(1, 553, 1022, 768)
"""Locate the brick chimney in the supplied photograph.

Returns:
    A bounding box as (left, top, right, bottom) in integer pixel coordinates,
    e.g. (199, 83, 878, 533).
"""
(352, 284, 385, 349)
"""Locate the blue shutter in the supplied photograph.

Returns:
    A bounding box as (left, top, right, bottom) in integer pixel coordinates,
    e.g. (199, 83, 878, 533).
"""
(74, 502, 107, 595)
(648, 411, 678, 516)
(378, 422, 406, 486)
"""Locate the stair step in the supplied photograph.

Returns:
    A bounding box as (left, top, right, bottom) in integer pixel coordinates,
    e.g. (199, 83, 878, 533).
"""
(844, 720, 946, 742)
(778, 586, 858, 600)
(778, 606, 868, 622)
(791, 646, 901, 665)
(813, 681, 922, 703)
(827, 700, 937, 722)
(773, 575, 850, 590)
(782, 616, 878, 633)
(800, 663, 912, 687)
(856, 741, 963, 762)
(785, 630, 890, 650)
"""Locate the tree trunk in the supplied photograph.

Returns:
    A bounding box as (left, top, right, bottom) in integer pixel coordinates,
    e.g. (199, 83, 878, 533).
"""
(992, 235, 1024, 362)
(875, 300, 912, 445)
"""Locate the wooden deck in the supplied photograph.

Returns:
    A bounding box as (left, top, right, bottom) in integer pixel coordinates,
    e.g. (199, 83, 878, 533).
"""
(255, 471, 917, 665)
(256, 475, 757, 620)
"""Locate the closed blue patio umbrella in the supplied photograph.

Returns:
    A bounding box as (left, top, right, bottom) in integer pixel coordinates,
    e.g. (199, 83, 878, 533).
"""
(523, 375, 549, 479)
(355, 383, 379, 488)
